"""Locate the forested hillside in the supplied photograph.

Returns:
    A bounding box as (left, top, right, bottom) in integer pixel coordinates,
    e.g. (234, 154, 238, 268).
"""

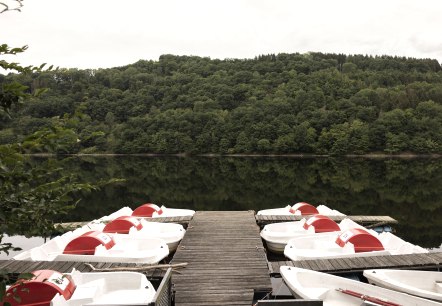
(1, 52, 442, 155)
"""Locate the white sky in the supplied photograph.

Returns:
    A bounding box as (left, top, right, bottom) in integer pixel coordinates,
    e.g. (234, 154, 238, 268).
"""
(1, 0, 442, 70)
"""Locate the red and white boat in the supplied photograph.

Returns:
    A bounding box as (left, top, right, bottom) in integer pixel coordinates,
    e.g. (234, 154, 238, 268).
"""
(280, 266, 440, 306)
(100, 203, 195, 220)
(261, 215, 363, 253)
(284, 228, 428, 260)
(87, 215, 185, 251)
(4, 268, 156, 306)
(13, 230, 169, 264)
(257, 202, 345, 216)
(364, 269, 442, 302)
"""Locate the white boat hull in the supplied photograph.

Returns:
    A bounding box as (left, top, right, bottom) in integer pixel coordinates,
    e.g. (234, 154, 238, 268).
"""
(280, 266, 440, 306)
(364, 269, 442, 302)
(100, 205, 195, 220)
(87, 220, 185, 252)
(14, 235, 169, 264)
(284, 231, 428, 260)
(261, 218, 362, 254)
(51, 269, 156, 305)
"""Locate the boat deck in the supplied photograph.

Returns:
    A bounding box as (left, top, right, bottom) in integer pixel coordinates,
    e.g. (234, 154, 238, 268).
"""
(170, 211, 272, 306)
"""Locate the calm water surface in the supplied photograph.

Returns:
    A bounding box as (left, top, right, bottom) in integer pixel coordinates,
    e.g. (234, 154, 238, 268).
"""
(3, 156, 442, 258)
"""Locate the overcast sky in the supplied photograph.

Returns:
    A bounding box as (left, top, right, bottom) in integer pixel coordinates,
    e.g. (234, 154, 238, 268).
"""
(1, 0, 442, 71)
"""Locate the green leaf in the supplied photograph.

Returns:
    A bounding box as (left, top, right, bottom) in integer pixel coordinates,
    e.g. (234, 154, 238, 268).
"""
(33, 88, 49, 97)
(17, 273, 34, 280)
(0, 280, 6, 301)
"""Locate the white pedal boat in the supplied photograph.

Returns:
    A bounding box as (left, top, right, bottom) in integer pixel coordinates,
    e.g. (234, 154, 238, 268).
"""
(261, 216, 363, 253)
(13, 230, 169, 264)
(4, 269, 155, 306)
(280, 266, 440, 306)
(100, 203, 195, 220)
(86, 215, 185, 251)
(257, 202, 345, 216)
(364, 269, 442, 302)
(284, 228, 428, 260)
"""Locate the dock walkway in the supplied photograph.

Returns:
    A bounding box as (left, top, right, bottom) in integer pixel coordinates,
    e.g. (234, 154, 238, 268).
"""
(269, 252, 442, 275)
(256, 215, 397, 227)
(0, 259, 167, 281)
(171, 211, 272, 306)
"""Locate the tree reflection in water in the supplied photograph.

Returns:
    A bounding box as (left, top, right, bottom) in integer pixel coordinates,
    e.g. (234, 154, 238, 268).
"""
(36, 156, 442, 249)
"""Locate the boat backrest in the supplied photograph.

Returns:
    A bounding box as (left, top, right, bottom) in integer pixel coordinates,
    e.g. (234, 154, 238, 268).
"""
(304, 215, 340, 233)
(291, 202, 318, 215)
(335, 229, 384, 252)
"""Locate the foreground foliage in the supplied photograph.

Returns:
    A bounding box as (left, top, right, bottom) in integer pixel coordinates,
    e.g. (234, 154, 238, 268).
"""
(0, 3, 116, 302)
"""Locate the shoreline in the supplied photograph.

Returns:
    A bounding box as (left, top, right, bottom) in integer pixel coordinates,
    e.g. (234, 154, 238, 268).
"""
(25, 152, 442, 159)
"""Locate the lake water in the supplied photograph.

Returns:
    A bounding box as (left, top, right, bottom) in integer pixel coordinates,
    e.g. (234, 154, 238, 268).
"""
(2, 156, 441, 259)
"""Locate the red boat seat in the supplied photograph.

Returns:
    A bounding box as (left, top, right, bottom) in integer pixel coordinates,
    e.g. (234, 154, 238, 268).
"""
(103, 216, 143, 234)
(289, 202, 319, 215)
(132, 203, 163, 217)
(303, 215, 340, 233)
(63, 231, 115, 255)
(4, 270, 76, 306)
(335, 228, 384, 252)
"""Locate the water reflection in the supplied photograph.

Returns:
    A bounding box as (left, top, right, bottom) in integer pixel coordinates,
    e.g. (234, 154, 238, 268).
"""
(0, 235, 46, 259)
(13, 157, 442, 249)
(53, 156, 441, 249)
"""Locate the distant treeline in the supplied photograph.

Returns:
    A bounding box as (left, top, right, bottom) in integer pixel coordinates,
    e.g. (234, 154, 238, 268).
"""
(1, 52, 442, 155)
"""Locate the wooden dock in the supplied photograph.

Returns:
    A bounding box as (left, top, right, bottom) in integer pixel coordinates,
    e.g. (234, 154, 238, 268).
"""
(256, 215, 397, 227)
(2, 210, 441, 305)
(0, 259, 167, 282)
(171, 211, 272, 306)
(269, 252, 442, 275)
(55, 215, 192, 231)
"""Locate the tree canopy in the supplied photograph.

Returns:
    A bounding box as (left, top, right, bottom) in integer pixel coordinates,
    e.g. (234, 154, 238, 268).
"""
(1, 52, 442, 155)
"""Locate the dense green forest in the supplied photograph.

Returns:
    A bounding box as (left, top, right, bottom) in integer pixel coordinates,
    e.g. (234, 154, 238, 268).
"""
(1, 52, 442, 155)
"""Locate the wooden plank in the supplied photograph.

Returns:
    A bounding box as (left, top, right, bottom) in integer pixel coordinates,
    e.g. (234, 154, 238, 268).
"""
(55, 215, 192, 230)
(429, 252, 442, 264)
(177, 302, 250, 306)
(171, 211, 272, 306)
(312, 258, 335, 272)
(257, 300, 323, 305)
(174, 289, 253, 303)
(0, 260, 162, 278)
(269, 252, 442, 275)
(0, 260, 17, 270)
(325, 257, 349, 271)
(256, 215, 397, 226)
